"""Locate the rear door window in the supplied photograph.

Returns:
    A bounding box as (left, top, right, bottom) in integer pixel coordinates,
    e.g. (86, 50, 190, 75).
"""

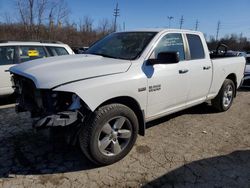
(187, 34, 205, 60)
(19, 46, 47, 63)
(46, 46, 69, 56)
(0, 46, 16, 65)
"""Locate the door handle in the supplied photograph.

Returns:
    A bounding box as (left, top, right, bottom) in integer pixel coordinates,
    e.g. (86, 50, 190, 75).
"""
(179, 69, 189, 74)
(203, 66, 211, 70)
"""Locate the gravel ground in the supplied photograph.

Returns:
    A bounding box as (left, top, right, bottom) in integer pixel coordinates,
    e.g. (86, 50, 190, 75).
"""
(0, 90, 249, 188)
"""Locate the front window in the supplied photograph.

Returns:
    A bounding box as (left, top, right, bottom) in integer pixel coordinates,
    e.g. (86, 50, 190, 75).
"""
(86, 32, 157, 60)
(150, 33, 185, 61)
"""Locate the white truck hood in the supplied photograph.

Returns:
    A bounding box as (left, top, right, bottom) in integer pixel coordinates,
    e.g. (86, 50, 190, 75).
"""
(10, 54, 131, 89)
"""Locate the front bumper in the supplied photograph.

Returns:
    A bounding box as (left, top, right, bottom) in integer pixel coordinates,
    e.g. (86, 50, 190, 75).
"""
(12, 74, 84, 129)
(33, 111, 82, 129)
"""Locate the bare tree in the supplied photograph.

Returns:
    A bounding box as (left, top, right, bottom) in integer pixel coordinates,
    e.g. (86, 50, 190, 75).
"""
(3, 12, 13, 24)
(37, 0, 48, 26)
(16, 0, 69, 39)
(17, 0, 45, 38)
(49, 0, 69, 27)
(80, 16, 94, 32)
(17, 0, 28, 26)
(97, 18, 112, 35)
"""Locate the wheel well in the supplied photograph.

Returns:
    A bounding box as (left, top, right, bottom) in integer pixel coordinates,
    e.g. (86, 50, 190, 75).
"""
(226, 73, 237, 97)
(98, 96, 145, 136)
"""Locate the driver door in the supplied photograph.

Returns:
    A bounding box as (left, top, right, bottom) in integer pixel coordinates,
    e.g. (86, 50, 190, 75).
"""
(145, 33, 190, 119)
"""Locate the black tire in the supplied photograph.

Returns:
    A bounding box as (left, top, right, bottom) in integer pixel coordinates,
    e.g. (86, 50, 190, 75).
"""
(211, 79, 235, 112)
(79, 103, 139, 165)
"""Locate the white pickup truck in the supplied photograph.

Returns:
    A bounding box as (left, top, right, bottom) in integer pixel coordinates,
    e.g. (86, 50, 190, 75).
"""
(9, 29, 245, 165)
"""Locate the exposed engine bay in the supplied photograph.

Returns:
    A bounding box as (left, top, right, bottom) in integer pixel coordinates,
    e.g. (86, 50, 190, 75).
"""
(12, 74, 89, 130)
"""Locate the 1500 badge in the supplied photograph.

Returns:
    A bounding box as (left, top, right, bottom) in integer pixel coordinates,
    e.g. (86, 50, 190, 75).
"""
(149, 84, 161, 92)
(138, 85, 161, 92)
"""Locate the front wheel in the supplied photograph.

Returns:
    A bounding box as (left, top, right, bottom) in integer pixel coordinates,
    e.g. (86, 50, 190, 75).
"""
(79, 104, 138, 165)
(212, 79, 235, 112)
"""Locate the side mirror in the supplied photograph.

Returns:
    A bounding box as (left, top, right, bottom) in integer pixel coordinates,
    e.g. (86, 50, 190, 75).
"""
(148, 52, 179, 65)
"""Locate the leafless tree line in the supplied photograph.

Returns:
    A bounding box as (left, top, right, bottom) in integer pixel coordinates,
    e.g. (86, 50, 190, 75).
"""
(0, 0, 115, 47)
(1, 0, 250, 51)
(208, 34, 250, 52)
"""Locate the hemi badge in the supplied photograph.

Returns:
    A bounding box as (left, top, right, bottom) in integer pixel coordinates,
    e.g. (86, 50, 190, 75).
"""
(138, 87, 146, 92)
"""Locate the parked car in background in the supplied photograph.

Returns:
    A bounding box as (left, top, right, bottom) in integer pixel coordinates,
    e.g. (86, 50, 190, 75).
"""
(0, 41, 74, 95)
(241, 53, 250, 87)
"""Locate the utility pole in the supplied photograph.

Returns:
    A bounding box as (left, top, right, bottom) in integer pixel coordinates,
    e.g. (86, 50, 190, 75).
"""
(195, 19, 199, 31)
(167, 16, 174, 28)
(123, 22, 126, 31)
(179, 15, 184, 29)
(113, 3, 120, 32)
(49, 10, 54, 40)
(216, 21, 221, 41)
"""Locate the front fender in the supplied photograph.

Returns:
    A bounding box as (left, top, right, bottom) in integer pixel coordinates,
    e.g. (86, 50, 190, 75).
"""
(53, 72, 147, 112)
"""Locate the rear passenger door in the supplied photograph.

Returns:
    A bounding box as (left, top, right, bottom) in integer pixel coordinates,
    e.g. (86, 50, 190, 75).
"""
(185, 34, 212, 105)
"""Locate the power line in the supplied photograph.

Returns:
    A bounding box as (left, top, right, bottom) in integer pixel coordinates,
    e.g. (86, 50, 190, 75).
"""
(113, 3, 120, 32)
(216, 21, 221, 41)
(179, 15, 184, 29)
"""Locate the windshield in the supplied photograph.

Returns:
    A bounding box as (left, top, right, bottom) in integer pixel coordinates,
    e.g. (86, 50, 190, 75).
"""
(86, 32, 157, 60)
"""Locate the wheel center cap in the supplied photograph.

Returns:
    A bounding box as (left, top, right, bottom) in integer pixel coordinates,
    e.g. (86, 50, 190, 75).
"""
(111, 131, 118, 139)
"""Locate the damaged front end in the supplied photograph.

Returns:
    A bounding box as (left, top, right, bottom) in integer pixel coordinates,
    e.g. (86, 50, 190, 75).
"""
(12, 74, 89, 130)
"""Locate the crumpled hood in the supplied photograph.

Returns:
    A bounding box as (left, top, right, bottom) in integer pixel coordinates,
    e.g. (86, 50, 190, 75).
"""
(10, 54, 131, 89)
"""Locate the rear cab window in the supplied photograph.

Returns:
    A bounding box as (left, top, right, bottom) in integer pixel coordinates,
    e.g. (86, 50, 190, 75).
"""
(186, 34, 205, 60)
(0, 46, 16, 65)
(19, 46, 47, 63)
(46, 46, 69, 56)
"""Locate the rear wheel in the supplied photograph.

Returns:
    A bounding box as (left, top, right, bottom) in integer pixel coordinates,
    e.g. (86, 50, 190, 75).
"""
(212, 79, 235, 112)
(79, 104, 138, 165)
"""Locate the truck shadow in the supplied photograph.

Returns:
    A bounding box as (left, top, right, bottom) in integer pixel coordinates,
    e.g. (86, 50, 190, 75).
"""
(0, 95, 15, 106)
(0, 102, 223, 178)
(142, 150, 250, 187)
(0, 127, 97, 178)
(238, 87, 250, 92)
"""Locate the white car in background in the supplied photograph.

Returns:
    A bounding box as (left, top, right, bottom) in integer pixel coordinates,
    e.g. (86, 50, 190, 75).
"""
(0, 41, 74, 95)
